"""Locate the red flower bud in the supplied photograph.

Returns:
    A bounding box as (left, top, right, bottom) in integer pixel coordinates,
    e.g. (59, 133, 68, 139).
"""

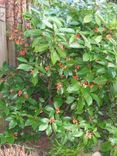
(50, 118, 56, 123)
(18, 90, 23, 96)
(56, 83, 62, 91)
(106, 34, 112, 40)
(56, 108, 61, 114)
(84, 81, 88, 85)
(19, 50, 26, 56)
(94, 27, 99, 33)
(76, 65, 80, 70)
(45, 66, 50, 72)
(73, 75, 78, 80)
(72, 118, 79, 124)
(76, 34, 81, 39)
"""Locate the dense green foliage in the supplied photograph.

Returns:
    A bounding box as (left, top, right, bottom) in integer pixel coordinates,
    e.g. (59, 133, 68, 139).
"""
(0, 0, 117, 155)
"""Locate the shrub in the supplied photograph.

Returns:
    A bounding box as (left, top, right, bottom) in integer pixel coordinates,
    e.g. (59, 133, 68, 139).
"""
(0, 0, 117, 154)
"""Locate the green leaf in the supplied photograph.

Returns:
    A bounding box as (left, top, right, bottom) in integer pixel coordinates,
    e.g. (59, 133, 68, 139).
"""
(25, 118, 38, 130)
(69, 35, 76, 43)
(85, 94, 92, 106)
(66, 96, 75, 104)
(31, 76, 38, 86)
(83, 14, 92, 23)
(51, 48, 60, 65)
(9, 120, 17, 129)
(31, 7, 40, 14)
(24, 29, 41, 37)
(81, 34, 91, 49)
(25, 119, 32, 126)
(83, 90, 93, 106)
(78, 67, 90, 76)
(93, 130, 100, 138)
(67, 81, 80, 93)
(69, 42, 83, 49)
(64, 124, 73, 131)
(0, 135, 6, 144)
(38, 66, 46, 74)
(52, 123, 57, 132)
(17, 57, 27, 63)
(0, 100, 6, 110)
(98, 122, 106, 129)
(77, 98, 85, 114)
(45, 106, 54, 112)
(39, 124, 48, 131)
(112, 79, 117, 95)
(54, 97, 63, 108)
(34, 44, 49, 53)
(83, 53, 91, 61)
(32, 68, 39, 77)
(71, 103, 77, 110)
(59, 28, 75, 33)
(95, 36, 102, 44)
(73, 130, 83, 137)
(42, 20, 53, 28)
(91, 93, 102, 106)
(40, 118, 49, 123)
(97, 67, 106, 74)
(101, 141, 112, 152)
(46, 125, 52, 136)
(95, 76, 107, 85)
(48, 17, 63, 28)
(95, 14, 101, 26)
(56, 47, 66, 58)
(6, 134, 15, 144)
(17, 64, 33, 72)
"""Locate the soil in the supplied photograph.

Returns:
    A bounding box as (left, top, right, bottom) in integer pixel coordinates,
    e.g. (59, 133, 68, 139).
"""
(25, 135, 50, 156)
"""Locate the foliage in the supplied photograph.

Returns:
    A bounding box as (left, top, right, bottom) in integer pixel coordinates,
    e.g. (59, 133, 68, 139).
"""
(0, 0, 117, 155)
(48, 140, 83, 156)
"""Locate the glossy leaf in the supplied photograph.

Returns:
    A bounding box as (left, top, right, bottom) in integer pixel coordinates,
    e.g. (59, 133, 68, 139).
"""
(17, 64, 33, 71)
(39, 124, 48, 131)
(51, 48, 60, 65)
(83, 14, 92, 23)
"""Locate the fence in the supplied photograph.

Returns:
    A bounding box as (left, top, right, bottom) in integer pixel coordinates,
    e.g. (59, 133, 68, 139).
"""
(0, 4, 7, 67)
(0, 0, 30, 68)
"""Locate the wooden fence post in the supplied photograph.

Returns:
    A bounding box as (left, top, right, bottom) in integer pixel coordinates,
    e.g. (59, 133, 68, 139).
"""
(6, 0, 16, 67)
(0, 4, 7, 67)
(0, 2, 7, 132)
(6, 0, 27, 67)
